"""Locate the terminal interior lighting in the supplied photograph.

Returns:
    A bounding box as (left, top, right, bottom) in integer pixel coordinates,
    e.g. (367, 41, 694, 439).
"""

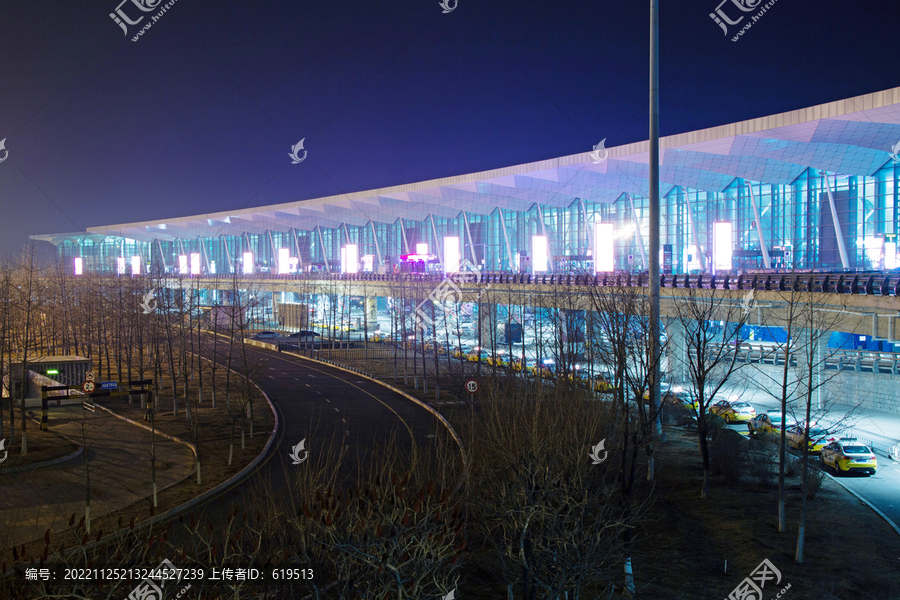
(532, 235, 548, 273)
(190, 253, 201, 276)
(117, 257, 126, 275)
(178, 255, 188, 275)
(131, 256, 141, 275)
(242, 252, 254, 274)
(74, 257, 83, 276)
(416, 243, 429, 255)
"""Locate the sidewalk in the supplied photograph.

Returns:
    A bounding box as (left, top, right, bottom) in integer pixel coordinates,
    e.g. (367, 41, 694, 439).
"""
(0, 405, 195, 547)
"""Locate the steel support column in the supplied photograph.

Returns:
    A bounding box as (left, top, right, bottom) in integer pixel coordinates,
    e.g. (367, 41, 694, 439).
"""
(499, 208, 514, 272)
(628, 193, 649, 270)
(399, 219, 410, 255)
(745, 179, 771, 268)
(292, 228, 303, 269)
(462, 211, 478, 267)
(683, 187, 705, 273)
(429, 215, 443, 265)
(822, 171, 850, 269)
(316, 226, 330, 272)
(370, 220, 383, 267)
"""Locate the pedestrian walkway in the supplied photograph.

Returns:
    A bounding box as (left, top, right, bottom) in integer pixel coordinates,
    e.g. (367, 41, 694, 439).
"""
(0, 405, 195, 548)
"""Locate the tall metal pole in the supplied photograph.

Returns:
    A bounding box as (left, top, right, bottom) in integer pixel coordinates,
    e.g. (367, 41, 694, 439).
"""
(649, 0, 662, 440)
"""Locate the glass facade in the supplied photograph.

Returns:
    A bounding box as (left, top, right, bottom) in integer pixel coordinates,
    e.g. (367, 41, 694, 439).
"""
(54, 164, 900, 275)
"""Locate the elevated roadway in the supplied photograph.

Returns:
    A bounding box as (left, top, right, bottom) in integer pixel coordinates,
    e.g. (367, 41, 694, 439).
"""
(174, 272, 900, 342)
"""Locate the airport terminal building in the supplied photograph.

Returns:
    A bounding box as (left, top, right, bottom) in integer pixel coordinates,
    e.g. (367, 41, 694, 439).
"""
(33, 87, 900, 276)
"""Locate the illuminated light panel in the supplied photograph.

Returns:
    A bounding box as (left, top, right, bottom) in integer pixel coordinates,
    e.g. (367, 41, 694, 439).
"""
(713, 221, 733, 271)
(532, 236, 548, 273)
(885, 241, 897, 270)
(416, 243, 428, 255)
(131, 256, 141, 275)
(344, 244, 359, 274)
(444, 237, 460, 273)
(117, 257, 126, 275)
(593, 223, 614, 273)
(242, 252, 254, 274)
(178, 255, 188, 275)
(361, 254, 374, 272)
(278, 248, 291, 274)
(74, 257, 83, 276)
(190, 253, 201, 275)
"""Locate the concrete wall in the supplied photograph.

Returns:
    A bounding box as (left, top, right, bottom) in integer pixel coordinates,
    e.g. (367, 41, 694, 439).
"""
(733, 363, 900, 416)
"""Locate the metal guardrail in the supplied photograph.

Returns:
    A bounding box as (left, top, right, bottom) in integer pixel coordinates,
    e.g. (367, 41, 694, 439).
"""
(215, 270, 900, 297)
(713, 342, 900, 375)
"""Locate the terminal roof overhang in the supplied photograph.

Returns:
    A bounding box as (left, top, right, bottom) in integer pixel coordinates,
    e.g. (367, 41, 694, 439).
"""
(32, 86, 900, 246)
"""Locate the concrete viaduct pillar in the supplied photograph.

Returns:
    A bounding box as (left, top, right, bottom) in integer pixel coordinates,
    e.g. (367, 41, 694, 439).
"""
(665, 317, 687, 384)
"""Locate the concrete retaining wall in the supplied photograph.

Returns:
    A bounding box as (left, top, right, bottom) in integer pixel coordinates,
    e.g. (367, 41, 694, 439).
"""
(735, 363, 900, 416)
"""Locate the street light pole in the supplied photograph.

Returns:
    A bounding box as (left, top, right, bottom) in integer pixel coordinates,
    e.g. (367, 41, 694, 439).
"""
(649, 0, 663, 443)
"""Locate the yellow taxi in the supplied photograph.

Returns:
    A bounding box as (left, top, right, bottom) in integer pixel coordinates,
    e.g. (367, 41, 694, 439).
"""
(645, 387, 699, 411)
(747, 411, 787, 436)
(592, 376, 614, 393)
(820, 438, 877, 475)
(785, 424, 831, 453)
(710, 399, 757, 423)
(466, 347, 482, 362)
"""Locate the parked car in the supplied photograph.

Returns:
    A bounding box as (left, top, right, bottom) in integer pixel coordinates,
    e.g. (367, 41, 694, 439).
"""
(748, 411, 788, 436)
(710, 399, 757, 423)
(785, 424, 831, 453)
(252, 331, 278, 339)
(820, 438, 877, 475)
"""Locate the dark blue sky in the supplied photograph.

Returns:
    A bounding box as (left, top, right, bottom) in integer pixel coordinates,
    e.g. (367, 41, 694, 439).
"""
(1, 0, 897, 259)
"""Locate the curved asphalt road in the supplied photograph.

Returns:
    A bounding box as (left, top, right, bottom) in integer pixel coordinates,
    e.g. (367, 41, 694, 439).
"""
(186, 340, 446, 543)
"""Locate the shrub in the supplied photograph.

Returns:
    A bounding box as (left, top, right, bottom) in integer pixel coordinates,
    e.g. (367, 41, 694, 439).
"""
(803, 462, 827, 500)
(746, 437, 777, 490)
(709, 428, 747, 485)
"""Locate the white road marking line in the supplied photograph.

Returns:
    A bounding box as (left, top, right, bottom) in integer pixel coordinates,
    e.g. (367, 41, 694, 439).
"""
(341, 418, 346, 423)
(306, 384, 310, 387)
(316, 391, 321, 395)
(325, 399, 330, 403)
(334, 407, 339, 412)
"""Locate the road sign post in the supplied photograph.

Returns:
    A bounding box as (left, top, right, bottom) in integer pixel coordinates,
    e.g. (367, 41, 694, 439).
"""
(83, 381, 95, 394)
(465, 379, 478, 405)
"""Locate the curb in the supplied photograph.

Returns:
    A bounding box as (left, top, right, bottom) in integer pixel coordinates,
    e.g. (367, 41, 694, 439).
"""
(824, 470, 900, 537)
(254, 339, 469, 490)
(93, 404, 198, 462)
(0, 446, 84, 474)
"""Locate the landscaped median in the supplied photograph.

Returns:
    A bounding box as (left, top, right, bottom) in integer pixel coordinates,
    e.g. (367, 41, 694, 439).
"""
(2, 359, 278, 573)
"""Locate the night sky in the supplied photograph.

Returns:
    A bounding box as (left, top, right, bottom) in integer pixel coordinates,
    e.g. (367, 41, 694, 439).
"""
(0, 0, 897, 260)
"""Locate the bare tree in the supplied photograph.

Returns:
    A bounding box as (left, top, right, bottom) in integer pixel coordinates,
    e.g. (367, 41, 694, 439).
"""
(670, 284, 749, 499)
